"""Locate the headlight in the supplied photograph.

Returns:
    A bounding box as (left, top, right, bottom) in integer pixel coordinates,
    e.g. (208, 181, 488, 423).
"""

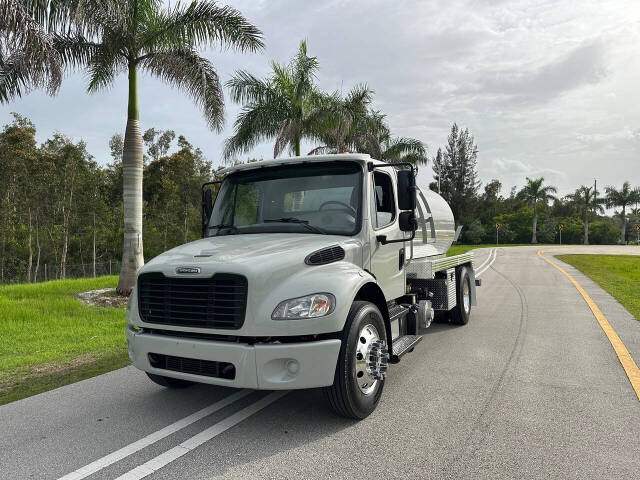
(271, 293, 336, 320)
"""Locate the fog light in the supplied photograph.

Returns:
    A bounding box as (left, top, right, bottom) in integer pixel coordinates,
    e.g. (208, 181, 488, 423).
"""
(286, 360, 300, 375)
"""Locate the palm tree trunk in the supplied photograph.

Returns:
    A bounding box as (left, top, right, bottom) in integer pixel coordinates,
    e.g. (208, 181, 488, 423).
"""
(531, 208, 538, 244)
(621, 206, 627, 245)
(34, 211, 40, 282)
(117, 65, 144, 295)
(27, 207, 32, 282)
(92, 212, 96, 278)
(584, 215, 589, 245)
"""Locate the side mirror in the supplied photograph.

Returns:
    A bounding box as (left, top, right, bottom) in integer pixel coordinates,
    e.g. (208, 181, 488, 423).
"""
(399, 211, 417, 232)
(397, 170, 416, 211)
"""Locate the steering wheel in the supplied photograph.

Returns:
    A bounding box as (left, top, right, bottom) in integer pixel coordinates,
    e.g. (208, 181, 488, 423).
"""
(319, 200, 357, 216)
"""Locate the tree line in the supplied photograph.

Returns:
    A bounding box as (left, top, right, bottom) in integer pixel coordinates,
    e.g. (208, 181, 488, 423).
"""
(430, 124, 640, 245)
(2, 111, 638, 285)
(0, 114, 212, 283)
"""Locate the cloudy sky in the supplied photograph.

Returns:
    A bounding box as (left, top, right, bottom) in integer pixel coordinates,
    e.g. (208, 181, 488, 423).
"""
(2, 0, 639, 196)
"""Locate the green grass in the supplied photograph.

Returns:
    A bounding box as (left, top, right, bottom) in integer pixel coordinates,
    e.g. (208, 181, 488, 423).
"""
(0, 276, 129, 405)
(555, 254, 640, 320)
(446, 243, 535, 256)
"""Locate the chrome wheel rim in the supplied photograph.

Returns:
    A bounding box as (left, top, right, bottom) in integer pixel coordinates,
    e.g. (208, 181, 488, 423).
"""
(354, 324, 387, 395)
(463, 279, 471, 314)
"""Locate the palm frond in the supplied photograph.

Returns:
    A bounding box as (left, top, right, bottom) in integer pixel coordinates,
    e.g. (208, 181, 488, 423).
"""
(140, 1, 263, 53)
(72, 0, 130, 40)
(223, 101, 287, 160)
(382, 137, 427, 164)
(86, 43, 126, 92)
(225, 69, 273, 104)
(139, 48, 224, 130)
(53, 33, 100, 69)
(290, 40, 318, 101)
(0, 0, 64, 101)
(274, 118, 302, 157)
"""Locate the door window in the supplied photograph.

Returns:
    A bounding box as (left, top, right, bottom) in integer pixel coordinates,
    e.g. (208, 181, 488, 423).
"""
(371, 171, 395, 229)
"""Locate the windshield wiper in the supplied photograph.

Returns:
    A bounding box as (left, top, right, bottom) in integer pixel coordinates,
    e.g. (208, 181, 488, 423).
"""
(208, 223, 238, 235)
(264, 217, 326, 234)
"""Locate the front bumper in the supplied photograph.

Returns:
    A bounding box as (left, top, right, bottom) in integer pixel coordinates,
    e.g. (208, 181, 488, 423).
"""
(126, 327, 341, 390)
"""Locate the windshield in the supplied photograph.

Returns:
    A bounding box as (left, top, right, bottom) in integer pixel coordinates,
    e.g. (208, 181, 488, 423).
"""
(207, 162, 363, 237)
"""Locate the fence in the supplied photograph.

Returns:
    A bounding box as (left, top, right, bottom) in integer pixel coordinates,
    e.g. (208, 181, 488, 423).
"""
(0, 260, 121, 285)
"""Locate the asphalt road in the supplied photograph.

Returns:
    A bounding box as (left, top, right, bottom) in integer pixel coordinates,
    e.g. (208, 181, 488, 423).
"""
(2, 245, 640, 480)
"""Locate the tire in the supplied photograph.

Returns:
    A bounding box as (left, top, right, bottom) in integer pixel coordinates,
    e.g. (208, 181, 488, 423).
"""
(146, 372, 194, 389)
(450, 266, 472, 325)
(323, 301, 388, 419)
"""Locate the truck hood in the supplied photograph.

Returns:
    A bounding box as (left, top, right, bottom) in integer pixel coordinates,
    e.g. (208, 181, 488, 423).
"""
(140, 233, 361, 277)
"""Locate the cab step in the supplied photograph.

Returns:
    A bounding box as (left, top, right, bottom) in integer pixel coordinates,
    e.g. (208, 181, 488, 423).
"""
(390, 334, 423, 363)
(388, 303, 410, 323)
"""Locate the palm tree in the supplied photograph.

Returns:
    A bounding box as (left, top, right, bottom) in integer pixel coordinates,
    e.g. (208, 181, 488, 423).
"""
(605, 182, 640, 244)
(311, 108, 428, 165)
(566, 185, 604, 245)
(309, 84, 374, 154)
(630, 206, 640, 244)
(224, 40, 325, 159)
(43, 1, 262, 294)
(517, 177, 557, 244)
(351, 110, 428, 165)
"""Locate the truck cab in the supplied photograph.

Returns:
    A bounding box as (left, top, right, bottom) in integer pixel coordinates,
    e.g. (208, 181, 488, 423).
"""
(126, 154, 477, 418)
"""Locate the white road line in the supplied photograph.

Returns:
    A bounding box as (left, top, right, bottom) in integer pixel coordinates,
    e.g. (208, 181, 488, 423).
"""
(477, 248, 496, 276)
(115, 391, 288, 480)
(476, 248, 495, 276)
(474, 248, 495, 272)
(58, 389, 252, 480)
(476, 248, 497, 277)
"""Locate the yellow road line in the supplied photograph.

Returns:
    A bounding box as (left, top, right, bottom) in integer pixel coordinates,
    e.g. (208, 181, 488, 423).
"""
(537, 250, 640, 401)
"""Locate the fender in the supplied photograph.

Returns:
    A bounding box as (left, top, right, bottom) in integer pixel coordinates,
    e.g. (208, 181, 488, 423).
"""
(241, 261, 388, 337)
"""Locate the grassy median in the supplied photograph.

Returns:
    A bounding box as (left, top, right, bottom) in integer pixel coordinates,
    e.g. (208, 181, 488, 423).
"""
(556, 254, 640, 320)
(0, 276, 129, 405)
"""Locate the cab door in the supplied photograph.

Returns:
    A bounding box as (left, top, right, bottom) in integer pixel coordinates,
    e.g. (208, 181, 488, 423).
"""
(369, 169, 405, 300)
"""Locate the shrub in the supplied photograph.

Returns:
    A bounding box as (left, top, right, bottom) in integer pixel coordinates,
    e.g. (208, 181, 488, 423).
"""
(589, 221, 621, 244)
(463, 220, 485, 244)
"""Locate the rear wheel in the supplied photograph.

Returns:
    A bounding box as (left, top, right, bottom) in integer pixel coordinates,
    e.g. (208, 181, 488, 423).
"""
(146, 373, 194, 389)
(324, 301, 389, 419)
(450, 266, 472, 325)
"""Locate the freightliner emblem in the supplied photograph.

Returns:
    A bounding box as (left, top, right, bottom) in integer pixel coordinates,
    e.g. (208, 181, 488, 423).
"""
(176, 266, 201, 274)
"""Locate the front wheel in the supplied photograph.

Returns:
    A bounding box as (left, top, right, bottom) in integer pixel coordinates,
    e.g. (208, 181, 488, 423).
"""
(324, 301, 389, 419)
(450, 266, 472, 325)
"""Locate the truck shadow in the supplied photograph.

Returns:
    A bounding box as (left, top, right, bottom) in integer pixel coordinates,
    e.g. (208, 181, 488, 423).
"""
(420, 320, 466, 335)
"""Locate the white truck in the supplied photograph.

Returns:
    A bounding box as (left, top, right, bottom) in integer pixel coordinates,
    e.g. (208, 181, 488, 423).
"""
(126, 154, 479, 418)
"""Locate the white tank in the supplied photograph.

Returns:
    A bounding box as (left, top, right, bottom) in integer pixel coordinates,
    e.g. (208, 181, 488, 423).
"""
(411, 186, 456, 258)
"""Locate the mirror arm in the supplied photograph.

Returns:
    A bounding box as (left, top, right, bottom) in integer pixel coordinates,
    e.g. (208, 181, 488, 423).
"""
(376, 230, 415, 245)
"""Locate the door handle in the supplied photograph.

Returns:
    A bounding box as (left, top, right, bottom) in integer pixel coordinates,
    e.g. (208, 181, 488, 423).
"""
(399, 248, 405, 270)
